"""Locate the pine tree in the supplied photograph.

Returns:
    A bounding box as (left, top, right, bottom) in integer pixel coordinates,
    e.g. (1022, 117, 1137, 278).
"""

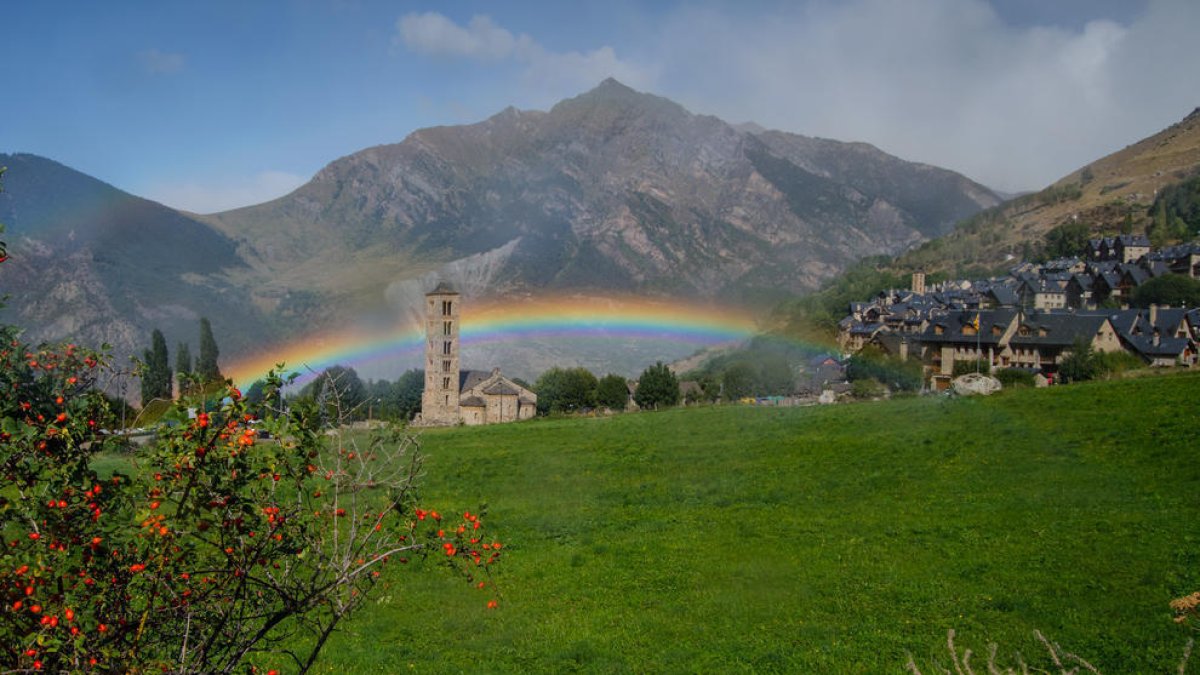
(140, 329, 172, 405)
(196, 318, 222, 384)
(175, 342, 192, 396)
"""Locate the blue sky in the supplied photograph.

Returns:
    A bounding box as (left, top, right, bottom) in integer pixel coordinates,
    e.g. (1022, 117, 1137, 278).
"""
(2, 0, 1196, 212)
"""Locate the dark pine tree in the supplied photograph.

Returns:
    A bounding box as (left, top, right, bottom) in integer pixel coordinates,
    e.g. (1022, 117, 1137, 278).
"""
(140, 329, 172, 405)
(175, 342, 192, 396)
(196, 318, 222, 384)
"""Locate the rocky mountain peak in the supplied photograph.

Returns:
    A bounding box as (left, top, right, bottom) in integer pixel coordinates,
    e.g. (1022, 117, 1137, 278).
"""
(549, 78, 688, 127)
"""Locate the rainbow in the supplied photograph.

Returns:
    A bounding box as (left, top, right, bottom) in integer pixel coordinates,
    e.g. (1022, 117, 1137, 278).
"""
(225, 295, 760, 388)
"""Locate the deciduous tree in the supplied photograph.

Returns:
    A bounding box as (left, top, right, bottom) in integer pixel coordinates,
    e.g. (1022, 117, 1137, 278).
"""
(534, 367, 598, 414)
(633, 362, 680, 410)
(1131, 274, 1200, 308)
(595, 373, 630, 411)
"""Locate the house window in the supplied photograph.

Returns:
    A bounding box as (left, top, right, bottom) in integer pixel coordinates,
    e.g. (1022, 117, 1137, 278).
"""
(1038, 328, 1048, 337)
(442, 360, 451, 372)
(963, 325, 977, 336)
(934, 325, 944, 335)
(992, 325, 1002, 336)
(443, 321, 452, 336)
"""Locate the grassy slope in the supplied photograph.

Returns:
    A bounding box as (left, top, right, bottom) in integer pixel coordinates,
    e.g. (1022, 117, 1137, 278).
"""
(891, 108, 1200, 277)
(312, 374, 1200, 672)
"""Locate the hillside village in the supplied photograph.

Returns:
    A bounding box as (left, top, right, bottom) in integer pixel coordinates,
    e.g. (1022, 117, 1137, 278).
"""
(837, 235, 1200, 390)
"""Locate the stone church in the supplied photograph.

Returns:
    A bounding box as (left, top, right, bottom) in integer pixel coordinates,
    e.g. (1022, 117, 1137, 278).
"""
(416, 282, 537, 426)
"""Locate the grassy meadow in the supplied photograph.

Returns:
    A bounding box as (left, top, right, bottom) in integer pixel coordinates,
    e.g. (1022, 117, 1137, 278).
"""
(309, 374, 1200, 672)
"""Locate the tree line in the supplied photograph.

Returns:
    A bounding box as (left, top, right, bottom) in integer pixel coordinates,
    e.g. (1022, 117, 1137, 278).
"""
(139, 317, 222, 406)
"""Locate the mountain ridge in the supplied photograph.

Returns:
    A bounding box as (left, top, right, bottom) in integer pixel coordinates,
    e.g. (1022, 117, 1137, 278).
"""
(888, 104, 1200, 277)
(208, 79, 1000, 307)
(4, 80, 1003, 380)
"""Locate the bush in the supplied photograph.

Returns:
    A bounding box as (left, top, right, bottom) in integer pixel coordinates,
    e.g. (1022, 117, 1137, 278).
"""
(1094, 350, 1145, 376)
(845, 347, 922, 393)
(951, 360, 991, 377)
(994, 368, 1036, 388)
(998, 365, 1036, 386)
(0, 333, 501, 672)
(851, 378, 887, 399)
(1059, 339, 1097, 383)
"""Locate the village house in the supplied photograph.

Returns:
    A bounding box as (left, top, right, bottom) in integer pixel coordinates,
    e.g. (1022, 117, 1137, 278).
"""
(836, 240, 1200, 388)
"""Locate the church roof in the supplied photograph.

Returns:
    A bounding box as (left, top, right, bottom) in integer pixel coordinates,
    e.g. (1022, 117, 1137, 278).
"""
(459, 370, 491, 391)
(483, 381, 521, 396)
(426, 281, 459, 296)
(460, 396, 486, 408)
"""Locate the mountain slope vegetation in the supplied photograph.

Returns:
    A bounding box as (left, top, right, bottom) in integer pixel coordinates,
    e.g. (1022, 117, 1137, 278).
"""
(894, 107, 1200, 277)
(0, 153, 272, 360)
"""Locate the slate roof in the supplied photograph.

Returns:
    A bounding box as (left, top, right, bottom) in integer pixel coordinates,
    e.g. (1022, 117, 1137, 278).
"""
(1068, 274, 1094, 291)
(986, 285, 1019, 306)
(1009, 314, 1110, 348)
(871, 332, 912, 355)
(921, 309, 1017, 345)
(459, 370, 491, 391)
(1123, 335, 1191, 358)
(1095, 271, 1121, 291)
(482, 381, 521, 396)
(1117, 234, 1151, 248)
(1148, 307, 1190, 335)
(1145, 260, 1172, 277)
(849, 322, 886, 336)
(1120, 266, 1151, 286)
(1021, 277, 1067, 294)
(460, 396, 487, 408)
(1081, 309, 1138, 335)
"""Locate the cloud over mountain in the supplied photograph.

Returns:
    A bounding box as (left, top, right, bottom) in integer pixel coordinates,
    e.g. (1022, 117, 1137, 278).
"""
(395, 12, 655, 96)
(393, 0, 1199, 194)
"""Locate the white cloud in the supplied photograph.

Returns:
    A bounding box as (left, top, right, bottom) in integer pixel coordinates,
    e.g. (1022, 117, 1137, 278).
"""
(144, 171, 308, 214)
(138, 48, 185, 75)
(396, 1, 1198, 194)
(396, 12, 533, 60)
(645, 0, 1199, 192)
(394, 12, 656, 99)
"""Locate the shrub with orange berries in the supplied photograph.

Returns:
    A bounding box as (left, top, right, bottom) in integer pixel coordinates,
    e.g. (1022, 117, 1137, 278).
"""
(0, 326, 504, 672)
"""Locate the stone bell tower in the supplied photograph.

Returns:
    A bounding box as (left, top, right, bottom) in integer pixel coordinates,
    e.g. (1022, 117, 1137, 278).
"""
(421, 281, 461, 425)
(911, 270, 927, 295)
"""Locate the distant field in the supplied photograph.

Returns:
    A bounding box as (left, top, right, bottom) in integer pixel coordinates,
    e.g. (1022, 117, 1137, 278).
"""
(310, 374, 1200, 672)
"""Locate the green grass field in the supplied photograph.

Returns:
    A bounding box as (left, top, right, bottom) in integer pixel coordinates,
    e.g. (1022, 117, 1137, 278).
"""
(310, 374, 1200, 672)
